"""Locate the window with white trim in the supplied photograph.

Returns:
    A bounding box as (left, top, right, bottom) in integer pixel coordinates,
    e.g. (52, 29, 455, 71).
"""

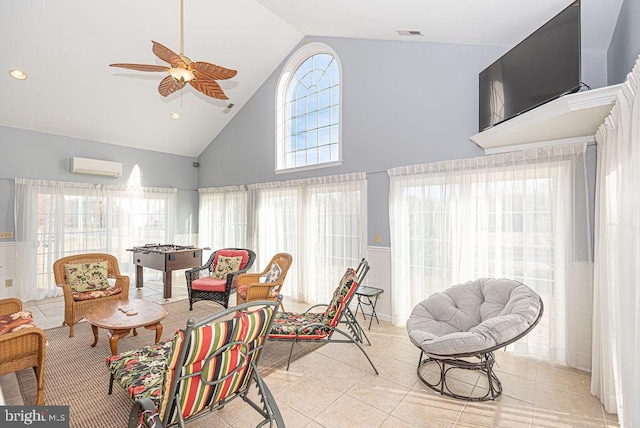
(276, 43, 342, 172)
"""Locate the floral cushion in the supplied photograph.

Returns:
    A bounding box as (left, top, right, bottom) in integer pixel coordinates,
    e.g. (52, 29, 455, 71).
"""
(0, 311, 36, 335)
(72, 285, 122, 301)
(211, 256, 243, 280)
(106, 338, 175, 409)
(324, 268, 358, 324)
(269, 311, 332, 339)
(65, 261, 110, 292)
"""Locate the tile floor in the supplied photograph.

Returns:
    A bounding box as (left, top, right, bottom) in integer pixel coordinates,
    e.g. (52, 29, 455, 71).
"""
(2, 278, 620, 428)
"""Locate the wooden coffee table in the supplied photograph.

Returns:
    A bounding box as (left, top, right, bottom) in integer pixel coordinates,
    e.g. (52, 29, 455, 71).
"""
(84, 299, 169, 354)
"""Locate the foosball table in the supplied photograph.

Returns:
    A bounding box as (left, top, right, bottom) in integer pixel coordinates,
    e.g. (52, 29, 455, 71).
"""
(127, 244, 208, 299)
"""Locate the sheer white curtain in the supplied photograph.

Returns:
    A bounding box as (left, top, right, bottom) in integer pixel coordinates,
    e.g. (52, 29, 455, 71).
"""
(14, 179, 177, 300)
(198, 186, 248, 261)
(247, 173, 366, 302)
(591, 57, 640, 426)
(389, 144, 592, 365)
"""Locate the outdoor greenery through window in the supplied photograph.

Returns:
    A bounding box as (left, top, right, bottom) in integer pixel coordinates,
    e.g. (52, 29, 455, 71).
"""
(277, 43, 341, 172)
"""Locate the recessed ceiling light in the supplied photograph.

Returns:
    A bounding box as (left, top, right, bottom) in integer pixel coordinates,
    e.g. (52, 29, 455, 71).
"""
(170, 113, 181, 120)
(9, 69, 27, 80)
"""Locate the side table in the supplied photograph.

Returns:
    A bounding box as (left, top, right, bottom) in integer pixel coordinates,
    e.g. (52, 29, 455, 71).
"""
(355, 286, 384, 330)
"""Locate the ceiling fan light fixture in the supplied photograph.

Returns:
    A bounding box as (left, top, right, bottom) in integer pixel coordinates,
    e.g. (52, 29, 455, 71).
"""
(168, 67, 195, 83)
(9, 69, 27, 80)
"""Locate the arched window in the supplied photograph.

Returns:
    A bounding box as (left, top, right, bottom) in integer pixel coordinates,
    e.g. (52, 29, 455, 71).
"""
(276, 43, 341, 172)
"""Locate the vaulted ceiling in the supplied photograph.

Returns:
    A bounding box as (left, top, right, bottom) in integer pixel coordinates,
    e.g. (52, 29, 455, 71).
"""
(0, 0, 623, 157)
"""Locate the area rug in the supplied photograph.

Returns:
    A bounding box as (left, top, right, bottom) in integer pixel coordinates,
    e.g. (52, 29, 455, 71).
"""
(16, 300, 322, 428)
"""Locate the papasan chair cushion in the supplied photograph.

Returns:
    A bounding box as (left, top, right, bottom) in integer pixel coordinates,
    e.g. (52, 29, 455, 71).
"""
(407, 278, 542, 356)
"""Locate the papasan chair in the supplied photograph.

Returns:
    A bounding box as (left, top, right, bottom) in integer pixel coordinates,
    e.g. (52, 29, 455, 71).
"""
(406, 278, 543, 401)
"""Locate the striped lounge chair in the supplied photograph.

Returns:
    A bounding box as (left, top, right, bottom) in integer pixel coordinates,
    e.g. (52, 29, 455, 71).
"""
(268, 259, 378, 375)
(106, 297, 284, 428)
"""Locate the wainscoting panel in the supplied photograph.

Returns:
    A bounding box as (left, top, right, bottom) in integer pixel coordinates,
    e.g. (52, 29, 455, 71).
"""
(361, 246, 391, 323)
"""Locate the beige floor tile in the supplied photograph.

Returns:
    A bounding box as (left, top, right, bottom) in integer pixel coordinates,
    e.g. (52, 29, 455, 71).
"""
(185, 412, 230, 427)
(531, 408, 607, 427)
(320, 343, 380, 376)
(535, 363, 592, 397)
(276, 376, 344, 418)
(5, 295, 614, 428)
(533, 384, 606, 423)
(457, 396, 533, 428)
(314, 394, 389, 428)
(380, 415, 423, 428)
(366, 355, 417, 388)
(390, 342, 423, 366)
(490, 371, 537, 404)
(346, 373, 411, 413)
(392, 389, 465, 425)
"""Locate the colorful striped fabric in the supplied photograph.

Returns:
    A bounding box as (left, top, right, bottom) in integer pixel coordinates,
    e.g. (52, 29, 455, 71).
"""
(160, 306, 273, 424)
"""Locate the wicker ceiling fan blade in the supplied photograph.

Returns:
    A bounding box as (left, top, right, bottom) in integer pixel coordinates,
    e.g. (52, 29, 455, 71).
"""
(192, 62, 237, 80)
(152, 40, 186, 68)
(110, 63, 168, 72)
(190, 78, 228, 100)
(158, 75, 186, 97)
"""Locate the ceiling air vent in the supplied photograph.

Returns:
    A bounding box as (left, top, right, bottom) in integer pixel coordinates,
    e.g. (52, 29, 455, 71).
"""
(396, 29, 423, 36)
(70, 157, 122, 177)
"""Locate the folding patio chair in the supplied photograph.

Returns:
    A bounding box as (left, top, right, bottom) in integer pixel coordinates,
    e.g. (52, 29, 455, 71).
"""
(108, 297, 285, 428)
(268, 259, 378, 375)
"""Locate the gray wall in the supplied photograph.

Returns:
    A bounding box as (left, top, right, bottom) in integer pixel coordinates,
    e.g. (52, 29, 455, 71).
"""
(198, 37, 507, 246)
(198, 36, 609, 247)
(0, 126, 199, 238)
(607, 0, 640, 84)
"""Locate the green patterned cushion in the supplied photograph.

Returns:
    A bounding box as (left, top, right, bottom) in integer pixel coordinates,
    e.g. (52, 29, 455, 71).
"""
(106, 339, 175, 409)
(211, 255, 243, 279)
(65, 261, 110, 292)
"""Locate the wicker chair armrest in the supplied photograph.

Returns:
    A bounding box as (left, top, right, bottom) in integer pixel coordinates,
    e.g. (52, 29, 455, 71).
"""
(0, 327, 47, 366)
(57, 283, 77, 307)
(224, 263, 254, 285)
(235, 273, 264, 286)
(112, 275, 130, 295)
(0, 298, 23, 316)
(185, 266, 211, 282)
(245, 283, 281, 301)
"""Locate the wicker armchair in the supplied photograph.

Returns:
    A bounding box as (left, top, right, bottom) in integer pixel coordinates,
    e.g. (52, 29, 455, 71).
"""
(53, 253, 130, 337)
(185, 248, 256, 310)
(0, 298, 46, 404)
(236, 253, 292, 310)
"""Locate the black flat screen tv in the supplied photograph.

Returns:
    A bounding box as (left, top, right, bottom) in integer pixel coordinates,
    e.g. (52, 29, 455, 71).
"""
(479, 0, 581, 131)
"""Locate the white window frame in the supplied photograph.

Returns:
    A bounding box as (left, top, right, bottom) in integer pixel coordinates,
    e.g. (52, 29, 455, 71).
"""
(275, 42, 343, 174)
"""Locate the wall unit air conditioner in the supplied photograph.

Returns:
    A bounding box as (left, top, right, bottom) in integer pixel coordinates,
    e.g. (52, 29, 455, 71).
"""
(70, 157, 122, 177)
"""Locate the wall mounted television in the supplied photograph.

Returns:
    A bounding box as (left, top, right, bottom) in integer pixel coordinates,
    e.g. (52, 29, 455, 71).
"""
(479, 0, 581, 131)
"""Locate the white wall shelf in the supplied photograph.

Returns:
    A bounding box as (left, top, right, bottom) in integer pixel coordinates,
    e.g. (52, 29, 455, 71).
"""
(470, 84, 623, 154)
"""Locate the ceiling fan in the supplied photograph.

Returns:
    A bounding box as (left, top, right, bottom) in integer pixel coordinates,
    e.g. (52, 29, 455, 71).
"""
(110, 0, 236, 100)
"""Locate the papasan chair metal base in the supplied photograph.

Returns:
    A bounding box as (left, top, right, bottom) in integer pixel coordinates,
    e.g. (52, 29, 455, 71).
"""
(416, 351, 502, 401)
(407, 278, 543, 402)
